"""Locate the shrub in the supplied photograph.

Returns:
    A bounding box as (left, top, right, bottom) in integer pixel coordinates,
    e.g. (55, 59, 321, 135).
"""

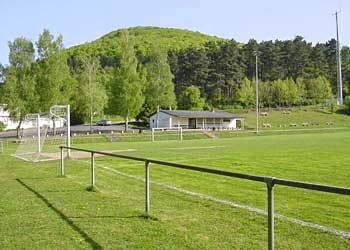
(344, 96, 350, 115)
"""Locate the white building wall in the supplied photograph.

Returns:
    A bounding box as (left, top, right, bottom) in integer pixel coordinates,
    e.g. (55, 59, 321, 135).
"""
(150, 112, 172, 128)
(149, 111, 244, 130)
(172, 117, 188, 128)
(150, 112, 190, 129)
(0, 104, 65, 131)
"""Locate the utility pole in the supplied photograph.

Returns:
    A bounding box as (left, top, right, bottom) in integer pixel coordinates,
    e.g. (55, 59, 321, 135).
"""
(255, 51, 259, 134)
(334, 10, 343, 105)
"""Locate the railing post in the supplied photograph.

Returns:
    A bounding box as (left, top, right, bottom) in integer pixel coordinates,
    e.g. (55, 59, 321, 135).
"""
(91, 152, 95, 188)
(60, 146, 64, 177)
(265, 177, 275, 250)
(145, 160, 150, 214)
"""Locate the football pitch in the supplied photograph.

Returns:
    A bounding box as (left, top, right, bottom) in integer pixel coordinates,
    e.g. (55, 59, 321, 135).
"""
(1, 131, 350, 249)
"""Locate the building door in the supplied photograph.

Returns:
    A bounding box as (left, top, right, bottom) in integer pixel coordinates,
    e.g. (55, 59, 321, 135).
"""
(188, 118, 196, 129)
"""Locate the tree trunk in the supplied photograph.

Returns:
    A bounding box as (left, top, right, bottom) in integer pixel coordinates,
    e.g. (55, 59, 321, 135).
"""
(52, 117, 56, 135)
(16, 120, 22, 139)
(124, 116, 128, 132)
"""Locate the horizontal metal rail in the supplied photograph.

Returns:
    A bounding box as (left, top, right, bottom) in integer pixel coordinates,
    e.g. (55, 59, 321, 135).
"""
(60, 146, 350, 195)
(59, 146, 350, 250)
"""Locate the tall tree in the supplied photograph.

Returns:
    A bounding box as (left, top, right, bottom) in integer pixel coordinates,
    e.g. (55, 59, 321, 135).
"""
(272, 79, 288, 107)
(285, 78, 298, 107)
(242, 39, 258, 80)
(109, 31, 144, 131)
(236, 77, 254, 108)
(178, 85, 205, 110)
(317, 75, 332, 107)
(259, 81, 273, 109)
(3, 37, 36, 137)
(142, 45, 176, 120)
(72, 56, 108, 125)
(295, 77, 306, 109)
(35, 29, 73, 111)
(324, 39, 337, 91)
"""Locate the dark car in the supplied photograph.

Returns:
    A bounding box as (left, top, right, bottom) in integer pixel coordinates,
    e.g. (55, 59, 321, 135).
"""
(96, 119, 112, 126)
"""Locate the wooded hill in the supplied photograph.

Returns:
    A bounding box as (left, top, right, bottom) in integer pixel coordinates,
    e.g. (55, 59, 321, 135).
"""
(1, 26, 350, 127)
(67, 26, 350, 110)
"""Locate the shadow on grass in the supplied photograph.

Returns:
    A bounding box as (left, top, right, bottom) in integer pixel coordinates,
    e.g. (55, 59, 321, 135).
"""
(16, 178, 102, 250)
(69, 214, 159, 221)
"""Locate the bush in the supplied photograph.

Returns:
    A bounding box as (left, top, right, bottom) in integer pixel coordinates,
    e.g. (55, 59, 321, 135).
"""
(344, 96, 350, 115)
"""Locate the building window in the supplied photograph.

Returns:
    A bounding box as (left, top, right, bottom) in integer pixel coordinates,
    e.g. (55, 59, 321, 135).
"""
(152, 119, 155, 123)
(223, 119, 231, 122)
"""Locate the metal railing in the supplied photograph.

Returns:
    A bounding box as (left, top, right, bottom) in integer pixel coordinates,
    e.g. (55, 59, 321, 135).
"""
(60, 146, 350, 250)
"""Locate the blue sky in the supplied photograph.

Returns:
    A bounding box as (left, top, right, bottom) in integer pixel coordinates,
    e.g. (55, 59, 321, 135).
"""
(1, 0, 349, 65)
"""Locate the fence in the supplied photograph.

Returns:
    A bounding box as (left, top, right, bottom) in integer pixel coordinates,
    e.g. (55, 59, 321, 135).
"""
(60, 146, 350, 250)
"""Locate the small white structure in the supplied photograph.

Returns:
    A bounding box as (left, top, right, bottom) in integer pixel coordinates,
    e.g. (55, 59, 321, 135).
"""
(150, 110, 245, 129)
(0, 104, 64, 131)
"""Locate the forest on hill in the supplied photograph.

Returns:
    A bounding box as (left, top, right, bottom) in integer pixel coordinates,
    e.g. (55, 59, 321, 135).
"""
(1, 26, 350, 127)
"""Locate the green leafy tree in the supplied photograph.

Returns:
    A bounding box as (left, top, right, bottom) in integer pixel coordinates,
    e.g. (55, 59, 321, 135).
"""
(72, 56, 108, 125)
(306, 76, 331, 106)
(35, 29, 73, 112)
(272, 79, 288, 107)
(236, 77, 254, 108)
(296, 77, 306, 109)
(317, 75, 332, 108)
(259, 81, 273, 109)
(3, 37, 36, 137)
(178, 85, 205, 110)
(109, 31, 144, 131)
(142, 45, 177, 120)
(285, 77, 298, 107)
(329, 94, 337, 113)
(344, 95, 350, 115)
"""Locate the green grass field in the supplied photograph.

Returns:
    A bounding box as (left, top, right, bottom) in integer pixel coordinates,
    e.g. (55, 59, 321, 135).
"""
(1, 131, 350, 249)
(239, 108, 350, 130)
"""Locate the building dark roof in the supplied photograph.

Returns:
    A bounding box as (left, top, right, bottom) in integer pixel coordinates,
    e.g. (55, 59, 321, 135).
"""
(159, 110, 244, 119)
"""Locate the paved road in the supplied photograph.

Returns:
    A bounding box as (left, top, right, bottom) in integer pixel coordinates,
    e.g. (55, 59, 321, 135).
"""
(0, 124, 139, 138)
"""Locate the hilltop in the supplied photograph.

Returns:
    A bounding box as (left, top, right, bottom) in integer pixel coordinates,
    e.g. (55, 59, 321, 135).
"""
(67, 26, 224, 58)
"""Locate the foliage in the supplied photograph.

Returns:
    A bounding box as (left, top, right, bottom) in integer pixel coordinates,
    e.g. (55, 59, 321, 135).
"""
(236, 77, 254, 108)
(109, 31, 144, 131)
(295, 77, 306, 108)
(272, 79, 288, 107)
(3, 27, 350, 129)
(3, 37, 37, 136)
(344, 96, 350, 115)
(285, 77, 298, 107)
(71, 56, 108, 123)
(140, 45, 177, 120)
(177, 85, 205, 110)
(35, 29, 73, 111)
(55, 27, 350, 114)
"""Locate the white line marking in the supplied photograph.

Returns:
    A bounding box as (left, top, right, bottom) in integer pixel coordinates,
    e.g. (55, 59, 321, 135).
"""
(71, 158, 350, 239)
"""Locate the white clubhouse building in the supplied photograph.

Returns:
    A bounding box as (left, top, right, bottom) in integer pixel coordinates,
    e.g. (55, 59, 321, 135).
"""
(150, 110, 245, 129)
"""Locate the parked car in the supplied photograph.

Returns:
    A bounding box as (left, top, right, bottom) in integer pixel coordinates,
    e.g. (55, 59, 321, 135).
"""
(96, 119, 112, 126)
